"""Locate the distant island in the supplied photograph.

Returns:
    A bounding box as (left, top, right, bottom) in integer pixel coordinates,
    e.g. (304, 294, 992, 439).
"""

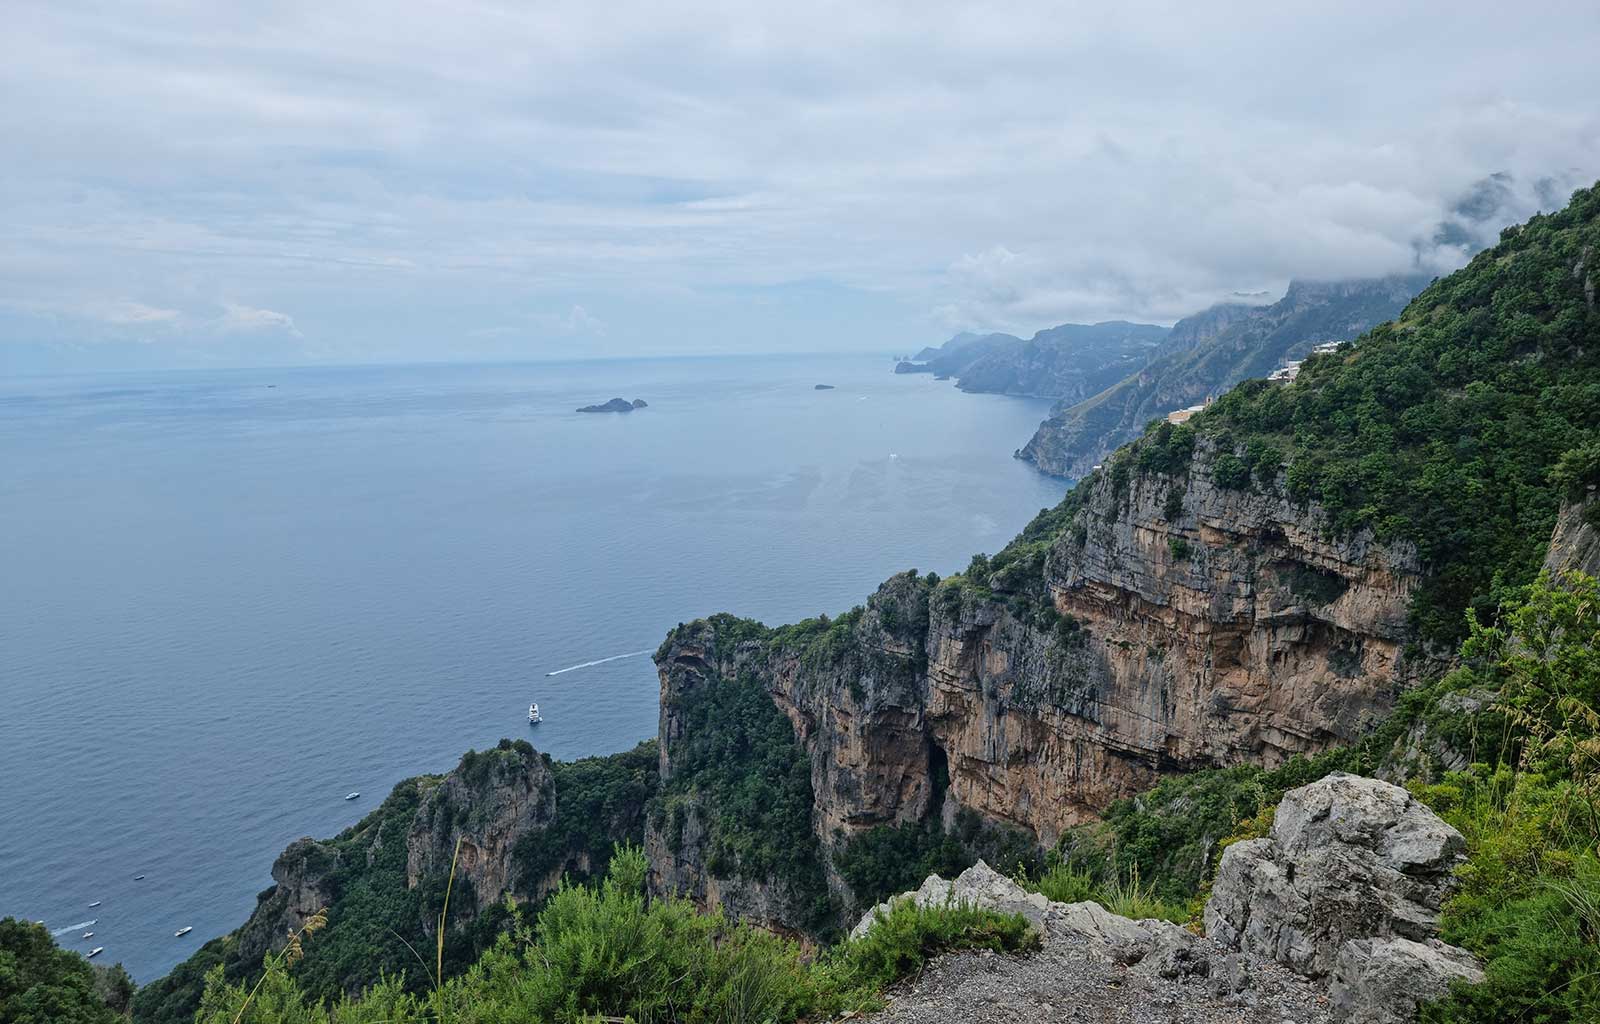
(814, 384, 835, 390)
(577, 398, 648, 413)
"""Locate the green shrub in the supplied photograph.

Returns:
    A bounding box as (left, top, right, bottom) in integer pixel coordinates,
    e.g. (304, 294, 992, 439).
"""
(1168, 537, 1192, 561)
(191, 847, 1038, 1024)
(813, 899, 1038, 1013)
(0, 919, 122, 1024)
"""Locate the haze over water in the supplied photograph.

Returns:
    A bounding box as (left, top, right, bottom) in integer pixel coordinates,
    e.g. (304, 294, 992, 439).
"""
(0, 353, 1064, 982)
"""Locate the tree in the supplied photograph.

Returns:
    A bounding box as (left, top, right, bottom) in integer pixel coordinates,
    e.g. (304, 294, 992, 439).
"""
(0, 918, 122, 1024)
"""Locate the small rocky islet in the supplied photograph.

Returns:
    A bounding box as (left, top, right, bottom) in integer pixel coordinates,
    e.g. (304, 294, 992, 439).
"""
(576, 397, 648, 413)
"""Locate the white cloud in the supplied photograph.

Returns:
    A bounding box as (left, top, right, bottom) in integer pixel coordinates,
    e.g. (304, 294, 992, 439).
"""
(558, 304, 605, 336)
(0, 1, 1598, 363)
(215, 303, 301, 337)
(100, 301, 183, 326)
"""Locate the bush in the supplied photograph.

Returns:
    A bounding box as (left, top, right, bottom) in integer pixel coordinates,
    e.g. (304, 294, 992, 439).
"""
(813, 899, 1038, 1013)
(0, 919, 122, 1024)
(191, 847, 1038, 1024)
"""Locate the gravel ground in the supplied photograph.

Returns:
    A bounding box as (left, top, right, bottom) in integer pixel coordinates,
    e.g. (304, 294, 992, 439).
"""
(864, 937, 1334, 1024)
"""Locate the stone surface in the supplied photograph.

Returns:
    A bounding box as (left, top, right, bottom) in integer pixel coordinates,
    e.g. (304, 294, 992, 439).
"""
(1206, 773, 1473, 979)
(851, 861, 1193, 967)
(1328, 938, 1485, 1024)
(406, 744, 557, 908)
(232, 837, 342, 966)
(1545, 492, 1600, 576)
(862, 940, 1333, 1024)
(854, 861, 1329, 1024)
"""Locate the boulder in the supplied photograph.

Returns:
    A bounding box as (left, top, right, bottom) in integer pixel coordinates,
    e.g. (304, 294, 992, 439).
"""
(851, 860, 1192, 964)
(1329, 938, 1485, 1024)
(1204, 772, 1482, 1022)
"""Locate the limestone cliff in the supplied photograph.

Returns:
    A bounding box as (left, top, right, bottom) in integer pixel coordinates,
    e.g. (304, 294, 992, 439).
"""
(650, 434, 1429, 933)
(406, 743, 556, 909)
(137, 740, 658, 1024)
(1544, 491, 1600, 576)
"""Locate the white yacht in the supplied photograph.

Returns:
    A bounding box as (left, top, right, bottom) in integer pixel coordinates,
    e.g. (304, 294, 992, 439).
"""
(82, 931, 94, 939)
(345, 792, 360, 800)
(528, 702, 542, 725)
(87, 947, 104, 958)
(175, 926, 193, 938)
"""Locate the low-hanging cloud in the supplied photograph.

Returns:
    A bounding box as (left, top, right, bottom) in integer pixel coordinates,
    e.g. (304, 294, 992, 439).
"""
(1, 1, 1598, 365)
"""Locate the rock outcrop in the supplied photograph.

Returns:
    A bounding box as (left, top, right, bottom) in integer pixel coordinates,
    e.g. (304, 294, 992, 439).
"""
(577, 397, 646, 412)
(1206, 773, 1481, 1022)
(232, 837, 343, 967)
(859, 775, 1481, 1024)
(652, 436, 1429, 932)
(1545, 491, 1600, 576)
(852, 861, 1191, 966)
(406, 743, 557, 908)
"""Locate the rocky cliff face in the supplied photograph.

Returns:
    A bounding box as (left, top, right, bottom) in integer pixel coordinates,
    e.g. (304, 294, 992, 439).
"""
(406, 743, 557, 910)
(1544, 492, 1600, 576)
(232, 837, 344, 968)
(140, 740, 658, 1024)
(1019, 276, 1427, 479)
(651, 436, 1428, 932)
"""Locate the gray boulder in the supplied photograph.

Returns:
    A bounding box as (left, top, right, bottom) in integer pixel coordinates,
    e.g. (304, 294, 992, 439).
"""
(1206, 772, 1465, 977)
(852, 860, 1192, 964)
(1205, 772, 1481, 1023)
(1329, 938, 1485, 1024)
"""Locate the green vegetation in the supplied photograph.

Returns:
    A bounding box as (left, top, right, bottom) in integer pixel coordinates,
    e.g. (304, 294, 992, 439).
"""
(1193, 184, 1600, 643)
(189, 846, 1036, 1024)
(1167, 536, 1191, 561)
(1415, 569, 1600, 1023)
(834, 808, 1042, 909)
(514, 740, 659, 892)
(651, 665, 835, 932)
(135, 741, 661, 1024)
(0, 919, 123, 1024)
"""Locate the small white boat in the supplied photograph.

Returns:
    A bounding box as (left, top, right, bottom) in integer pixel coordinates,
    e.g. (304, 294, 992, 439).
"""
(175, 926, 193, 938)
(345, 792, 360, 801)
(87, 947, 104, 958)
(87, 901, 101, 908)
(528, 702, 542, 725)
(82, 931, 94, 939)
(133, 874, 146, 880)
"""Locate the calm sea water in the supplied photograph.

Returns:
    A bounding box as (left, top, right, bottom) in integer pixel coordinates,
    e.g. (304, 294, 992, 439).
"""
(0, 354, 1063, 982)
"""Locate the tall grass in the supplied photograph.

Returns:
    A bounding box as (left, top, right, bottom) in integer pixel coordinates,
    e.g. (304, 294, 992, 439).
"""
(1015, 856, 1189, 924)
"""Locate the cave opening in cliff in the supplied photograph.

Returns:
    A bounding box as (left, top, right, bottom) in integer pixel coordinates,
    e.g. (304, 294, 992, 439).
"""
(927, 741, 950, 819)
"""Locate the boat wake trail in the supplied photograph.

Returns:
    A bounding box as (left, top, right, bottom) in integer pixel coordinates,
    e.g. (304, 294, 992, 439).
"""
(546, 649, 652, 676)
(52, 920, 96, 937)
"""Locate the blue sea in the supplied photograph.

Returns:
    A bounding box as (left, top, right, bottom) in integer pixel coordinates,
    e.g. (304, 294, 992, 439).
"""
(0, 354, 1064, 983)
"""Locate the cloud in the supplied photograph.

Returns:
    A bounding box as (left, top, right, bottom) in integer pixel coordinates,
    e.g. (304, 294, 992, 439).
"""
(0, 1, 1598, 364)
(215, 303, 301, 337)
(558, 304, 606, 336)
(100, 301, 183, 326)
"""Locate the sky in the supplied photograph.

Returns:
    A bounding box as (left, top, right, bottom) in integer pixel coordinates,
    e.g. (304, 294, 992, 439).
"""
(4, 1, 1600, 372)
